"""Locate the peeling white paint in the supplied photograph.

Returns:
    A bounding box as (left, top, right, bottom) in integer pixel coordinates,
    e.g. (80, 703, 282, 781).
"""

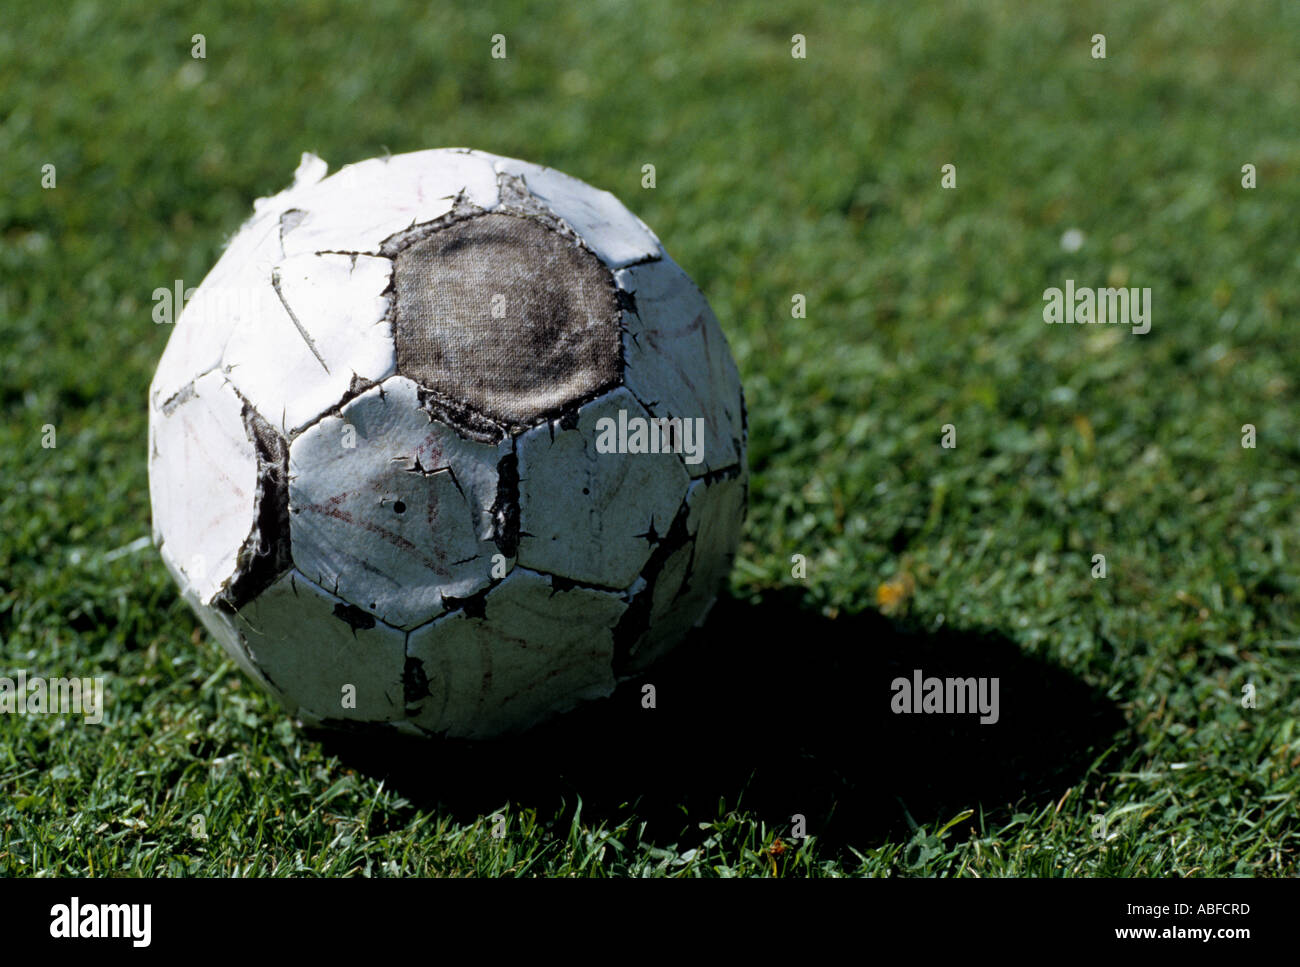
(222, 252, 395, 437)
(278, 150, 501, 257)
(250, 152, 330, 224)
(491, 156, 662, 268)
(617, 256, 745, 479)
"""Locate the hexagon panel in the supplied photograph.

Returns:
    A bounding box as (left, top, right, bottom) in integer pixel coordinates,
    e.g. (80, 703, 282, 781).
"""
(288, 376, 501, 630)
(405, 567, 628, 738)
(515, 386, 690, 589)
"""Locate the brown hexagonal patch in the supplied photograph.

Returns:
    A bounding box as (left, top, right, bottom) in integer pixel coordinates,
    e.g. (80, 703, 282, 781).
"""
(392, 212, 621, 429)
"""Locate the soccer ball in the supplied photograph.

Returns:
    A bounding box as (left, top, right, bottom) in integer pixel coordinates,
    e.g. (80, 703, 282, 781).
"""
(148, 149, 747, 739)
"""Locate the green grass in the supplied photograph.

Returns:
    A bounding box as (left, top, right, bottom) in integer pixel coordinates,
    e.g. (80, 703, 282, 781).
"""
(2, 0, 1299, 876)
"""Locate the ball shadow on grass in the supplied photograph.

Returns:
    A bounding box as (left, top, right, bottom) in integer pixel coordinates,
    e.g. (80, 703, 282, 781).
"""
(311, 587, 1133, 855)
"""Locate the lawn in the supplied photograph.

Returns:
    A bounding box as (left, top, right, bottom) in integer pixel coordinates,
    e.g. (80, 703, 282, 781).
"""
(1, 0, 1298, 876)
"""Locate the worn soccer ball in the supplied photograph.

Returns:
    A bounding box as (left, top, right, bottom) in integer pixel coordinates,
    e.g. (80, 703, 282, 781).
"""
(149, 149, 747, 739)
